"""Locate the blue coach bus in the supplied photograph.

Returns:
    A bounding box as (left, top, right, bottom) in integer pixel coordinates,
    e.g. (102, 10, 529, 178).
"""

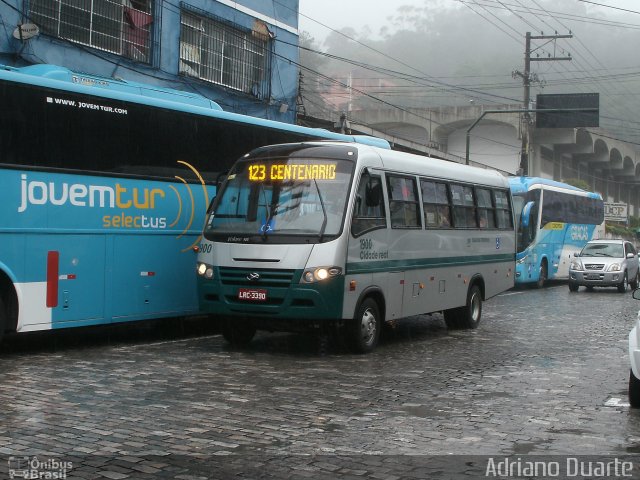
(0, 63, 388, 343)
(509, 177, 604, 288)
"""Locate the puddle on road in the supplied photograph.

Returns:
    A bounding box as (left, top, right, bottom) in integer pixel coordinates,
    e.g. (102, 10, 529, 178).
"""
(604, 396, 630, 407)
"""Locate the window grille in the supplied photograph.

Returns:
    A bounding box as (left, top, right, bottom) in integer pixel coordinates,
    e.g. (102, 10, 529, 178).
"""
(29, 0, 154, 64)
(179, 9, 271, 97)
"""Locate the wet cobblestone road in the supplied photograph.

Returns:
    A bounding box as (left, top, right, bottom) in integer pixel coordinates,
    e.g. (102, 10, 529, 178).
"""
(1, 284, 639, 478)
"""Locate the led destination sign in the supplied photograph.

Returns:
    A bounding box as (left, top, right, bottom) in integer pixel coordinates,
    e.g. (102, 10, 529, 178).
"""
(248, 163, 337, 181)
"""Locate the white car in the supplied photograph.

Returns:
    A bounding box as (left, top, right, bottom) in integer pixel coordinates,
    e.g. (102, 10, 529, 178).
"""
(629, 289, 640, 407)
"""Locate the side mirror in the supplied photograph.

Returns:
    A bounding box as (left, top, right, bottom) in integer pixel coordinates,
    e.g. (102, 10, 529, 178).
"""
(627, 253, 636, 259)
(521, 201, 535, 228)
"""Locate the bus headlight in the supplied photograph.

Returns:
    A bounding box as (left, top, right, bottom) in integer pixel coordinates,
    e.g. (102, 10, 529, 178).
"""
(608, 263, 622, 272)
(516, 255, 527, 265)
(570, 261, 583, 271)
(197, 262, 215, 279)
(301, 266, 342, 283)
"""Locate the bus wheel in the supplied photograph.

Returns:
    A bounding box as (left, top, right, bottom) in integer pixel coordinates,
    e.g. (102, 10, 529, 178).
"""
(222, 319, 256, 347)
(0, 297, 5, 345)
(536, 261, 547, 289)
(444, 284, 482, 330)
(630, 370, 640, 408)
(351, 298, 381, 353)
(618, 272, 628, 293)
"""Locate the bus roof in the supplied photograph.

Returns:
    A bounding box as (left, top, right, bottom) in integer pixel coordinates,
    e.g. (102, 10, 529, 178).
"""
(508, 176, 602, 198)
(0, 63, 390, 150)
(370, 144, 509, 188)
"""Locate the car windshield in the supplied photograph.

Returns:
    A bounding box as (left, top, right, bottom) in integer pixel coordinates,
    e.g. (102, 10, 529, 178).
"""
(205, 157, 354, 240)
(581, 243, 623, 258)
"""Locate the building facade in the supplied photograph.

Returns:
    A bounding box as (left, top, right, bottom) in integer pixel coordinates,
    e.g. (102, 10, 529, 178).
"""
(0, 0, 300, 121)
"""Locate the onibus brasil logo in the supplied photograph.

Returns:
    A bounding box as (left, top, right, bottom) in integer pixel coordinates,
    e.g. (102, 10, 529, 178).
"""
(8, 456, 73, 479)
(16, 160, 209, 252)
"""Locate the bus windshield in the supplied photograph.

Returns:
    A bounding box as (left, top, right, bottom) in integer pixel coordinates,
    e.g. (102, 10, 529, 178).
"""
(205, 157, 354, 241)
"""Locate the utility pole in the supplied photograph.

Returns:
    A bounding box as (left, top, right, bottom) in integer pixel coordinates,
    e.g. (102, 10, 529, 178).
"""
(296, 71, 306, 118)
(512, 32, 572, 175)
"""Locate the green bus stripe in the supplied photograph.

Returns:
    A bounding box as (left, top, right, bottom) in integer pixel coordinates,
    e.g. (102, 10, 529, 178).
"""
(346, 253, 514, 274)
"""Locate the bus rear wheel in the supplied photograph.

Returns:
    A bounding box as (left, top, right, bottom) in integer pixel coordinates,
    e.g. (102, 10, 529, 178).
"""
(351, 298, 381, 353)
(222, 319, 256, 347)
(444, 284, 482, 330)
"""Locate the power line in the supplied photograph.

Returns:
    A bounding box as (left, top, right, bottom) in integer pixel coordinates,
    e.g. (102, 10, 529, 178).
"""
(574, 0, 640, 15)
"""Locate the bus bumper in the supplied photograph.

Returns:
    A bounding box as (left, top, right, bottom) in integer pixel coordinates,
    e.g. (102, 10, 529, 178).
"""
(197, 270, 345, 325)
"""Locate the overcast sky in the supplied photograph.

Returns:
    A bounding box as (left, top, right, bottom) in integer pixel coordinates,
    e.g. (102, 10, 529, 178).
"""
(298, 0, 640, 42)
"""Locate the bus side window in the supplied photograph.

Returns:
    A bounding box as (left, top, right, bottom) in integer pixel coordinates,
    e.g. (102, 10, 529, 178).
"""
(352, 172, 386, 237)
(475, 188, 496, 229)
(421, 179, 451, 228)
(451, 184, 476, 228)
(493, 190, 513, 229)
(387, 174, 421, 229)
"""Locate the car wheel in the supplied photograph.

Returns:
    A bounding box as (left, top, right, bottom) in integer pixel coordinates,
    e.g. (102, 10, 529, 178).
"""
(618, 272, 628, 293)
(630, 370, 640, 408)
(351, 298, 381, 353)
(568, 282, 579, 292)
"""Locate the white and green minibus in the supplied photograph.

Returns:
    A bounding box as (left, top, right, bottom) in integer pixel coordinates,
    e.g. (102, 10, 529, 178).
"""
(196, 142, 516, 352)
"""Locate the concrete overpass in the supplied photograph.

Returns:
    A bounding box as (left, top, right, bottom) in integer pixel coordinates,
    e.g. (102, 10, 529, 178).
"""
(349, 104, 640, 214)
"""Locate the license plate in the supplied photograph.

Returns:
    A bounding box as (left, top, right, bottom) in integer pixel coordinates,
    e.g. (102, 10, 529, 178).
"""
(237, 288, 267, 302)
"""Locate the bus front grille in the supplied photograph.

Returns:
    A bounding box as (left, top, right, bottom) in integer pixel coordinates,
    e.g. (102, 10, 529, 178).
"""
(218, 267, 297, 287)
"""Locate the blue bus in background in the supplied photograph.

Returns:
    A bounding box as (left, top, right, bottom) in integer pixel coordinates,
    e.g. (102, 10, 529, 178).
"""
(509, 177, 604, 288)
(0, 63, 388, 343)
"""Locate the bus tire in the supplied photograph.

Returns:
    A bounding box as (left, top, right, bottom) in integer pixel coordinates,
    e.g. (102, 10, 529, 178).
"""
(222, 319, 256, 347)
(351, 298, 381, 353)
(444, 284, 482, 330)
(630, 370, 640, 408)
(0, 297, 5, 345)
(536, 261, 547, 289)
(618, 272, 628, 293)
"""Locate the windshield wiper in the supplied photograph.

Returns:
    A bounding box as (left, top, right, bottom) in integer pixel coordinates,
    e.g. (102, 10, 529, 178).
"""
(313, 179, 328, 242)
(260, 185, 275, 242)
